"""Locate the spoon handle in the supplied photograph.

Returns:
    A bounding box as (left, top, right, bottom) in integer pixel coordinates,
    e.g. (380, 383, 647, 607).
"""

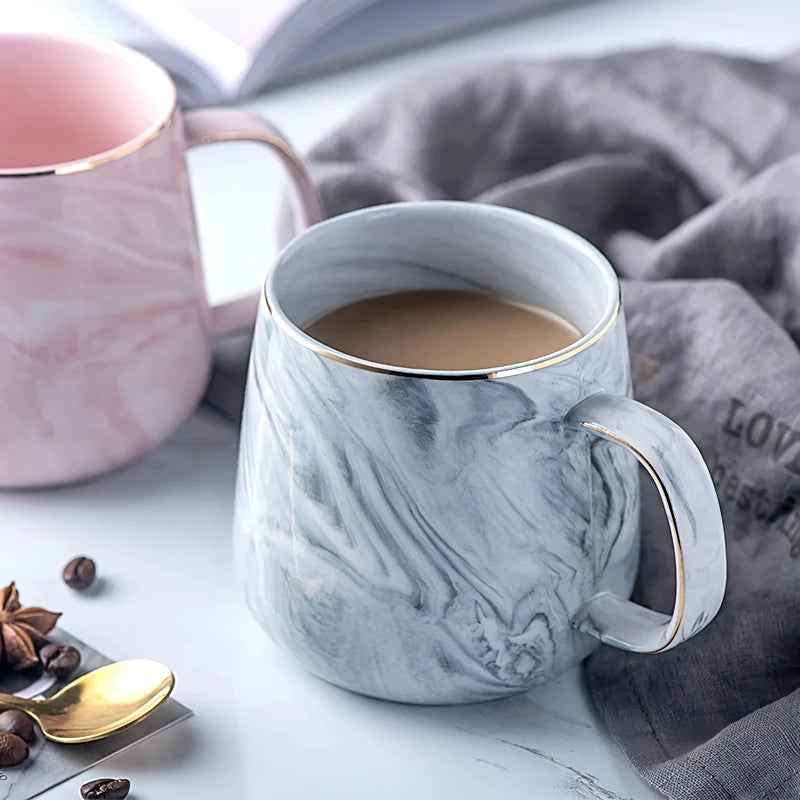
(0, 693, 35, 714)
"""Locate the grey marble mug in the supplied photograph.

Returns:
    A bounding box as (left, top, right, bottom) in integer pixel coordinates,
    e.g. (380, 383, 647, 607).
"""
(234, 202, 727, 704)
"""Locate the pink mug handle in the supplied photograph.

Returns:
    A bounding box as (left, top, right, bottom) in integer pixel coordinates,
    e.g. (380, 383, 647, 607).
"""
(183, 108, 325, 336)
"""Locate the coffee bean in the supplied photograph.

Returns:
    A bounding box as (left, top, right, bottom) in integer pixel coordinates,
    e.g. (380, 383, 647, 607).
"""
(80, 778, 130, 800)
(0, 710, 34, 743)
(39, 642, 81, 678)
(63, 556, 96, 590)
(0, 732, 28, 766)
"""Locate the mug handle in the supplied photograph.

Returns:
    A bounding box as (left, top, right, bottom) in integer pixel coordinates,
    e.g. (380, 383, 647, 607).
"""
(182, 108, 325, 336)
(565, 393, 727, 653)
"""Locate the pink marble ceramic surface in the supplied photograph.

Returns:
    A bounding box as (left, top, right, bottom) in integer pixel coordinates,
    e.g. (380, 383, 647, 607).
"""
(0, 119, 209, 487)
(0, 34, 323, 487)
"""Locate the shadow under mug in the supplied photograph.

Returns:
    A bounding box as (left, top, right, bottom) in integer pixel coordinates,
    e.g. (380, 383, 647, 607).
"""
(234, 201, 728, 704)
(0, 33, 324, 487)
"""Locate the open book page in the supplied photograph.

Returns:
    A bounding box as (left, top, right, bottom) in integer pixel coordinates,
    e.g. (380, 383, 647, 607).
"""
(239, 0, 365, 96)
(3, 0, 578, 103)
(1, 0, 362, 103)
(239, 0, 566, 96)
(114, 0, 302, 99)
(176, 0, 301, 53)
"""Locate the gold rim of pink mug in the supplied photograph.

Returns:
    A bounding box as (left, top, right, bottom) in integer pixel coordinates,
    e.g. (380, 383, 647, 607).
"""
(0, 32, 178, 178)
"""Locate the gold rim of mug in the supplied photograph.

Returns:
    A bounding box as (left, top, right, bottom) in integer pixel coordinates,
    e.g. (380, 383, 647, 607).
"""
(262, 289, 622, 381)
(263, 202, 622, 381)
(0, 33, 178, 178)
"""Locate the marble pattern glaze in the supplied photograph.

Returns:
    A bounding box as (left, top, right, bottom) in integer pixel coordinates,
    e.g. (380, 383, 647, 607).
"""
(0, 59, 322, 487)
(0, 117, 210, 486)
(234, 203, 726, 704)
(237, 303, 639, 703)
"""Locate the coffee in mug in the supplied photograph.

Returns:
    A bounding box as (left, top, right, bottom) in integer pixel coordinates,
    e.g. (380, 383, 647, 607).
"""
(304, 289, 582, 370)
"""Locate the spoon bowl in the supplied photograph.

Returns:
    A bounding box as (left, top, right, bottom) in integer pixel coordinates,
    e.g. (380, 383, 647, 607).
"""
(0, 659, 174, 743)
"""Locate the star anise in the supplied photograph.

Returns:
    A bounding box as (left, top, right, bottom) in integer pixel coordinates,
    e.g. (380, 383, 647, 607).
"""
(0, 583, 61, 671)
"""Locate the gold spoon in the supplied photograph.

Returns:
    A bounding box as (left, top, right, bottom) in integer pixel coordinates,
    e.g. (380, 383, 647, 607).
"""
(0, 659, 174, 743)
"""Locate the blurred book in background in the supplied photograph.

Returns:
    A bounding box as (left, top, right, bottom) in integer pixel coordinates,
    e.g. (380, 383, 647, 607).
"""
(4, 0, 571, 105)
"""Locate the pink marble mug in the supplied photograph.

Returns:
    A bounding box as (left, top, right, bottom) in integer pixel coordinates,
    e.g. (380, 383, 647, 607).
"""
(0, 33, 324, 487)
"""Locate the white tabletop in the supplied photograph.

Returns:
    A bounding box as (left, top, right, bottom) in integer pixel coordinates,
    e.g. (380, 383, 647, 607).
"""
(6, 1, 800, 797)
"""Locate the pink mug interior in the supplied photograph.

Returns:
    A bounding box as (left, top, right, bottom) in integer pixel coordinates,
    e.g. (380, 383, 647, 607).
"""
(0, 35, 176, 173)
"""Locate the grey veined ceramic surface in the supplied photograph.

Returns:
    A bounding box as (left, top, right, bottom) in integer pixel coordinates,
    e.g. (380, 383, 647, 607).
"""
(233, 202, 727, 704)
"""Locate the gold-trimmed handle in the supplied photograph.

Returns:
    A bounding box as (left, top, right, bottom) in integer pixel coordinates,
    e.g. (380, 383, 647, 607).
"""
(0, 692, 35, 714)
(566, 393, 727, 653)
(183, 108, 325, 336)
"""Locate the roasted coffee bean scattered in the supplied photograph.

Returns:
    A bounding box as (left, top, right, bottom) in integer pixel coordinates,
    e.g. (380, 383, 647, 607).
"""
(0, 732, 28, 766)
(62, 557, 96, 591)
(0, 710, 34, 743)
(39, 642, 81, 678)
(80, 777, 131, 800)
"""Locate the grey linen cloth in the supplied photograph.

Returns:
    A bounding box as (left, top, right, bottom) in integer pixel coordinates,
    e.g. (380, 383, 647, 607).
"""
(207, 47, 800, 799)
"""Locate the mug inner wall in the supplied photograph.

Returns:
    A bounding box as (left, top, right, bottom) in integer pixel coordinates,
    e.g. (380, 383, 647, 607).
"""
(269, 203, 616, 374)
(0, 35, 175, 172)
